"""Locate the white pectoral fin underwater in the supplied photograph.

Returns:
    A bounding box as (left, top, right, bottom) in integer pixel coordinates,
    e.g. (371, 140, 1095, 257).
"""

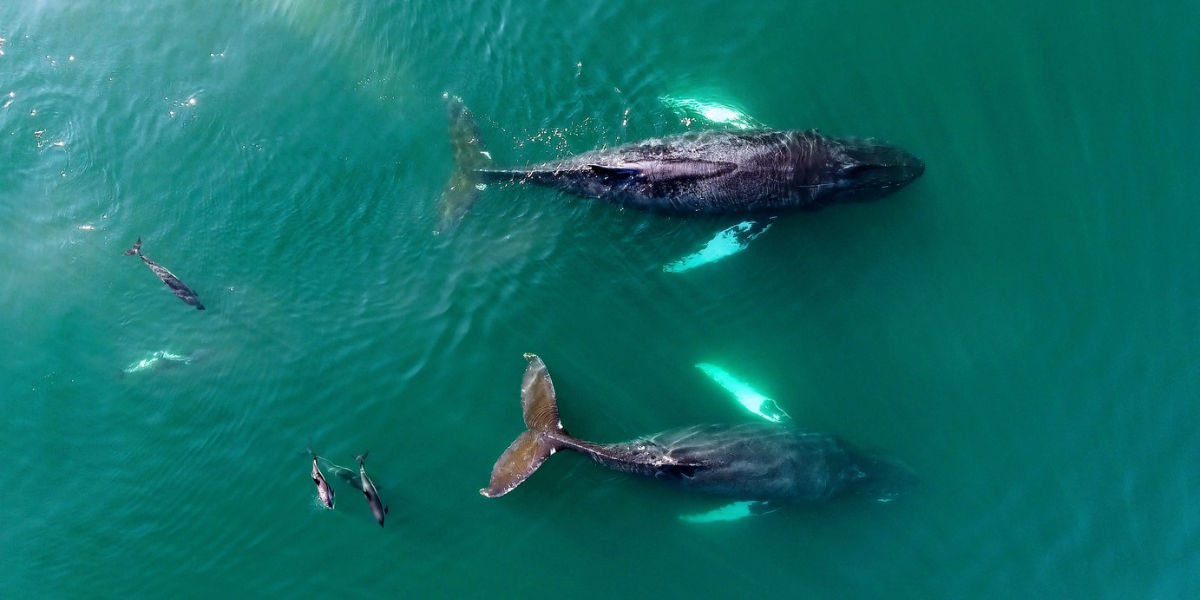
(695, 362, 791, 423)
(659, 95, 764, 131)
(679, 500, 780, 524)
(663, 219, 776, 273)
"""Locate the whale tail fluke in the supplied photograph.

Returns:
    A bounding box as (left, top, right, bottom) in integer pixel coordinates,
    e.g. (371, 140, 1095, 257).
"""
(481, 353, 569, 498)
(438, 94, 496, 233)
(124, 236, 142, 257)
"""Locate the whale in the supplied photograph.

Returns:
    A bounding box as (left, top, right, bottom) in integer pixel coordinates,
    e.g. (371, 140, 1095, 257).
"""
(356, 452, 389, 527)
(310, 456, 336, 509)
(481, 354, 915, 507)
(440, 96, 924, 229)
(124, 237, 204, 309)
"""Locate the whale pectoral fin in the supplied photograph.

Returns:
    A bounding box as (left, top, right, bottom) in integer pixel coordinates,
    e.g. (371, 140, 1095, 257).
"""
(663, 218, 776, 273)
(694, 363, 792, 424)
(679, 501, 778, 523)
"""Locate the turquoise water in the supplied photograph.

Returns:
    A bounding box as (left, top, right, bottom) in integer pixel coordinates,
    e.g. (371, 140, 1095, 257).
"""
(3, 1, 1198, 598)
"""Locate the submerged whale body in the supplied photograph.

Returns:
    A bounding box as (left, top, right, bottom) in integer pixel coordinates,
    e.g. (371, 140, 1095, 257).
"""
(481, 354, 915, 504)
(441, 96, 924, 228)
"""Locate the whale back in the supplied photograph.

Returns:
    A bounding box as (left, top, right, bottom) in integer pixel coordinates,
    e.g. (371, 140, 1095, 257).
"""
(598, 423, 913, 503)
(443, 98, 924, 221)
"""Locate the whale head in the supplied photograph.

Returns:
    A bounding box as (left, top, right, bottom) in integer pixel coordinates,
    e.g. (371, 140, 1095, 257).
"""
(816, 137, 925, 206)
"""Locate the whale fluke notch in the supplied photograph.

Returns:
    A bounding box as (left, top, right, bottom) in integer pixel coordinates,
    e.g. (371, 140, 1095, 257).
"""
(481, 354, 568, 498)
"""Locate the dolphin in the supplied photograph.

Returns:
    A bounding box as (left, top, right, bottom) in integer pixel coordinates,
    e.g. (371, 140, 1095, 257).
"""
(355, 452, 389, 527)
(318, 458, 362, 491)
(481, 354, 915, 507)
(310, 455, 336, 509)
(120, 349, 211, 375)
(124, 237, 204, 309)
(440, 96, 924, 229)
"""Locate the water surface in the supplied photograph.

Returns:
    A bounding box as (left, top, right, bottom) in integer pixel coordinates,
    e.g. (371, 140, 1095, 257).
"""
(2, 1, 1197, 598)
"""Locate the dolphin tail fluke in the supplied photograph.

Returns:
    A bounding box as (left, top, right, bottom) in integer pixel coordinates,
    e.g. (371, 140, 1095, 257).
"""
(124, 236, 142, 256)
(355, 450, 370, 464)
(480, 353, 569, 498)
(438, 94, 495, 233)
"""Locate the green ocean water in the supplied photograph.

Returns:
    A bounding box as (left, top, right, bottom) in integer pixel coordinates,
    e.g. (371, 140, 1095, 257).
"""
(3, 0, 1198, 597)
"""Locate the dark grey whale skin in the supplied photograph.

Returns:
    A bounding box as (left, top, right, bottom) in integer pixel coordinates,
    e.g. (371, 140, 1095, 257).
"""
(442, 97, 924, 226)
(557, 422, 912, 503)
(481, 354, 914, 504)
(482, 130, 925, 214)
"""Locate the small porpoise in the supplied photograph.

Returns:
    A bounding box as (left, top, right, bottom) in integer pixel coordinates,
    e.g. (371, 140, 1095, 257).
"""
(440, 95, 924, 227)
(124, 237, 204, 309)
(310, 456, 336, 509)
(120, 349, 212, 375)
(356, 452, 389, 527)
(481, 354, 915, 505)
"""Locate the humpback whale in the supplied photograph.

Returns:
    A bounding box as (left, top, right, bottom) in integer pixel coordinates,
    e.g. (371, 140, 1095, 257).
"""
(481, 354, 914, 506)
(356, 452, 389, 527)
(441, 96, 924, 228)
(124, 237, 204, 309)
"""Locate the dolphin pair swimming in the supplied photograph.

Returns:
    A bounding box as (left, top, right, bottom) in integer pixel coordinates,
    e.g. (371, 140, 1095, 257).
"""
(481, 354, 914, 511)
(308, 452, 389, 527)
(440, 96, 924, 229)
(124, 237, 204, 309)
